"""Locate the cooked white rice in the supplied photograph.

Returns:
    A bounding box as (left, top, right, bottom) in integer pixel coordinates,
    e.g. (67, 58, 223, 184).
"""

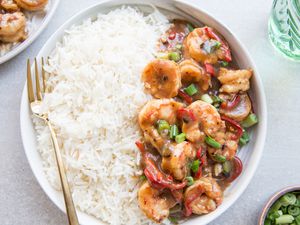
(33, 7, 170, 225)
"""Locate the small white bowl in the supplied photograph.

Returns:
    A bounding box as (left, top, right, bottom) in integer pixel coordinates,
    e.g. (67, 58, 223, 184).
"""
(20, 0, 267, 224)
(0, 0, 60, 64)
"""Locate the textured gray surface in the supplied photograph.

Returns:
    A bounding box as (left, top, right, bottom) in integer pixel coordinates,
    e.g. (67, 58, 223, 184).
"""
(1, 0, 300, 224)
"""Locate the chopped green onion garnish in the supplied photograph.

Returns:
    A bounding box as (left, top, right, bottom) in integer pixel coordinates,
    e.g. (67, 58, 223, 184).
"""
(185, 176, 194, 186)
(213, 154, 226, 163)
(281, 193, 297, 206)
(168, 216, 178, 224)
(201, 94, 213, 104)
(239, 130, 250, 146)
(295, 215, 300, 225)
(294, 199, 300, 207)
(203, 40, 221, 53)
(189, 160, 200, 173)
(184, 84, 198, 96)
(288, 205, 300, 216)
(168, 52, 181, 62)
(157, 120, 170, 135)
(212, 95, 224, 104)
(187, 23, 194, 32)
(205, 136, 222, 149)
(241, 113, 258, 128)
(175, 133, 186, 143)
(170, 125, 179, 139)
(268, 210, 282, 220)
(222, 160, 232, 175)
(140, 174, 146, 181)
(220, 61, 229, 67)
(275, 215, 294, 224)
(264, 218, 272, 225)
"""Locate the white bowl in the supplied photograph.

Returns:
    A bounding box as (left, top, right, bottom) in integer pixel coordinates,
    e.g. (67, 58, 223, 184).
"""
(20, 0, 267, 224)
(0, 0, 60, 64)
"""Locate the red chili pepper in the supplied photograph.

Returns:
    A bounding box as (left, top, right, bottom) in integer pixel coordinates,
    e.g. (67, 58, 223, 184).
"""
(194, 167, 202, 179)
(178, 89, 193, 104)
(196, 147, 202, 159)
(221, 116, 243, 140)
(136, 141, 187, 190)
(196, 147, 207, 166)
(177, 108, 196, 122)
(226, 156, 243, 183)
(221, 94, 241, 110)
(168, 32, 176, 40)
(204, 63, 215, 76)
(204, 27, 232, 62)
(184, 186, 204, 217)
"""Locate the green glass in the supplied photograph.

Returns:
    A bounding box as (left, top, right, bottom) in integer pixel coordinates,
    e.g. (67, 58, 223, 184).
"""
(268, 0, 300, 61)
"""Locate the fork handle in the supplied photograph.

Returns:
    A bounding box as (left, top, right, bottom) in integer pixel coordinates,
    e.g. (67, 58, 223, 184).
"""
(47, 120, 80, 225)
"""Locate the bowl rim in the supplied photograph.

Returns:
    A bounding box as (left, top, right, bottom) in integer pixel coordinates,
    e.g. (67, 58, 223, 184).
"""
(20, 0, 268, 224)
(0, 0, 61, 64)
(258, 186, 300, 225)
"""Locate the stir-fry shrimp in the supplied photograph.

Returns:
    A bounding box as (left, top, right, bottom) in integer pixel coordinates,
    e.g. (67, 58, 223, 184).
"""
(138, 181, 176, 223)
(184, 177, 223, 216)
(0, 12, 26, 42)
(161, 141, 196, 181)
(179, 59, 211, 91)
(14, 0, 48, 11)
(218, 68, 253, 93)
(183, 27, 231, 64)
(138, 99, 183, 154)
(182, 100, 225, 143)
(142, 59, 181, 98)
(1, 0, 20, 11)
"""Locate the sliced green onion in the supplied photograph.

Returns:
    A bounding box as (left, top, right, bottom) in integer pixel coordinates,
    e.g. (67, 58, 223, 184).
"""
(270, 201, 283, 213)
(155, 52, 169, 59)
(189, 160, 200, 173)
(185, 176, 194, 186)
(275, 215, 294, 224)
(168, 216, 178, 224)
(281, 206, 288, 214)
(205, 136, 222, 149)
(168, 52, 181, 62)
(212, 154, 226, 163)
(241, 113, 258, 128)
(239, 130, 250, 146)
(187, 23, 194, 32)
(140, 174, 146, 181)
(220, 61, 229, 67)
(170, 125, 179, 139)
(175, 133, 186, 143)
(264, 218, 272, 225)
(294, 199, 300, 207)
(288, 206, 300, 216)
(184, 84, 198, 96)
(280, 193, 297, 206)
(268, 210, 282, 220)
(201, 94, 213, 104)
(222, 160, 232, 175)
(295, 215, 300, 225)
(212, 95, 224, 104)
(202, 40, 221, 53)
(157, 120, 170, 134)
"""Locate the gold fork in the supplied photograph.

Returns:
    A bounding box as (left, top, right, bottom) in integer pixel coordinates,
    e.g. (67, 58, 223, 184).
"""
(27, 58, 79, 225)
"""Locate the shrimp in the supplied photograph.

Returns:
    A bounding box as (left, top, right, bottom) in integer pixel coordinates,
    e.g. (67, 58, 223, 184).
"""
(1, 0, 20, 11)
(179, 59, 211, 91)
(184, 177, 223, 216)
(218, 68, 253, 93)
(0, 12, 26, 42)
(142, 59, 181, 98)
(138, 99, 183, 154)
(182, 100, 225, 143)
(161, 141, 196, 181)
(14, 0, 48, 11)
(183, 27, 231, 64)
(138, 181, 176, 223)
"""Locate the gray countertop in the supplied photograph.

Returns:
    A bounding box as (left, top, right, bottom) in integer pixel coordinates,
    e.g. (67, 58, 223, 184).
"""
(1, 0, 300, 224)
